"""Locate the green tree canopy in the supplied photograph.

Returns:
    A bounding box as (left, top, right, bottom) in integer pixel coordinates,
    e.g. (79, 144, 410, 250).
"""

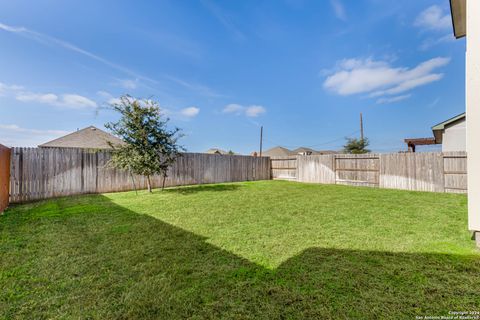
(105, 96, 183, 192)
(343, 137, 370, 154)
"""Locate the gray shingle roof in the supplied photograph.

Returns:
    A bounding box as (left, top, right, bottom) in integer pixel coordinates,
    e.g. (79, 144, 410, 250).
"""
(38, 126, 125, 149)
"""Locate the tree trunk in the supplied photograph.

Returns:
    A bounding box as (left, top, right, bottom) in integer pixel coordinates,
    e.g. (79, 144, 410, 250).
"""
(162, 173, 167, 190)
(146, 175, 152, 193)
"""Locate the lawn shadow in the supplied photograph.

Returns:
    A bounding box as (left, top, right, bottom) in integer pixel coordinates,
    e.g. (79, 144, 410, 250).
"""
(2, 194, 480, 319)
(160, 183, 241, 195)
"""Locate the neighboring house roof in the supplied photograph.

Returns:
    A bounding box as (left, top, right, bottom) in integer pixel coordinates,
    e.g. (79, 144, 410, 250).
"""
(38, 126, 125, 149)
(263, 146, 338, 157)
(314, 150, 337, 155)
(292, 147, 336, 155)
(293, 147, 315, 154)
(262, 146, 294, 157)
(431, 112, 465, 143)
(205, 148, 228, 155)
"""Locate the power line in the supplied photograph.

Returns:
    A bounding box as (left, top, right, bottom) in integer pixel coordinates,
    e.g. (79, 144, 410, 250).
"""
(263, 129, 360, 150)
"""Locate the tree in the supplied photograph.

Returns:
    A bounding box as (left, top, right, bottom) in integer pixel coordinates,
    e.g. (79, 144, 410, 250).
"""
(343, 137, 370, 154)
(105, 96, 183, 193)
(227, 150, 235, 155)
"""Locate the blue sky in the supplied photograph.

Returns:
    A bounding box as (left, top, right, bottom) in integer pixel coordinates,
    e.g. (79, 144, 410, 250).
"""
(0, 0, 465, 153)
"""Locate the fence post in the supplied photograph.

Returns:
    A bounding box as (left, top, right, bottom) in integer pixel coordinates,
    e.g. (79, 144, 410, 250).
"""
(0, 144, 11, 213)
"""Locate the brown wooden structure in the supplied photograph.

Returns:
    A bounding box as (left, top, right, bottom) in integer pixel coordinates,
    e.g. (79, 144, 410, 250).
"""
(404, 138, 437, 152)
(0, 144, 11, 212)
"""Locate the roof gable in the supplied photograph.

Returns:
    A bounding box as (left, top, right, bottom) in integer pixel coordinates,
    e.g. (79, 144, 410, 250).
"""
(38, 126, 124, 149)
(263, 146, 293, 157)
(432, 113, 466, 131)
(431, 113, 466, 144)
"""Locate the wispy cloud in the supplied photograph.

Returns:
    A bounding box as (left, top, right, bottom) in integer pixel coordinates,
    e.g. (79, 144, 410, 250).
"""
(164, 75, 225, 98)
(1, 81, 97, 109)
(114, 78, 139, 90)
(0, 22, 221, 98)
(330, 0, 347, 21)
(376, 94, 411, 104)
(222, 103, 266, 117)
(0, 22, 153, 82)
(0, 124, 69, 147)
(97, 91, 121, 105)
(419, 33, 455, 51)
(427, 97, 440, 108)
(200, 0, 246, 41)
(17, 92, 97, 109)
(0, 82, 24, 96)
(414, 5, 451, 31)
(180, 106, 200, 118)
(323, 57, 450, 99)
(0, 124, 68, 135)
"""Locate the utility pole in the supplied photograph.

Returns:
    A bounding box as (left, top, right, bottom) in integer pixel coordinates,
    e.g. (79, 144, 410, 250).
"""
(259, 126, 263, 157)
(360, 113, 364, 141)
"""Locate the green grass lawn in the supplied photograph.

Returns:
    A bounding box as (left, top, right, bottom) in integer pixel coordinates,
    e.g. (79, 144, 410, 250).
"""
(1, 180, 479, 319)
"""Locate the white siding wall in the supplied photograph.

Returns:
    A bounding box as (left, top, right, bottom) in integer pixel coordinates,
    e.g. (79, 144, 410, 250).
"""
(442, 118, 466, 152)
(467, 0, 480, 232)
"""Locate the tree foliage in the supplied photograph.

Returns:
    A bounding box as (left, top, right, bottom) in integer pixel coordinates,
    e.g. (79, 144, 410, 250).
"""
(105, 96, 183, 192)
(343, 137, 370, 154)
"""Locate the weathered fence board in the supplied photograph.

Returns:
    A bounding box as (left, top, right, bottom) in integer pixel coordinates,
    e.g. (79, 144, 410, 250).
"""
(0, 144, 10, 212)
(297, 155, 335, 184)
(443, 152, 467, 193)
(279, 152, 467, 194)
(379, 152, 445, 192)
(335, 154, 380, 187)
(9, 148, 271, 203)
(270, 156, 297, 180)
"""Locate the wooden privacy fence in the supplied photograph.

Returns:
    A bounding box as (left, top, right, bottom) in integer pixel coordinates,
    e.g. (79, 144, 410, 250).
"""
(0, 144, 11, 212)
(9, 147, 271, 203)
(273, 152, 467, 193)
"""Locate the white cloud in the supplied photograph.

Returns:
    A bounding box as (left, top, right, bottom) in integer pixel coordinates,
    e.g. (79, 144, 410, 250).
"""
(0, 124, 69, 147)
(323, 57, 450, 98)
(16, 93, 59, 104)
(414, 5, 451, 30)
(0, 124, 68, 135)
(222, 103, 244, 115)
(0, 82, 23, 96)
(97, 91, 122, 105)
(330, 0, 347, 21)
(115, 79, 138, 90)
(15, 92, 97, 109)
(180, 106, 200, 117)
(1, 81, 97, 109)
(61, 94, 97, 108)
(370, 74, 443, 97)
(419, 33, 455, 50)
(376, 94, 411, 104)
(245, 105, 266, 117)
(222, 103, 266, 117)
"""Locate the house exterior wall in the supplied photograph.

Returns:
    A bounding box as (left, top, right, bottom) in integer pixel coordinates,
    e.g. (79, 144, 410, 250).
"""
(442, 118, 466, 152)
(467, 0, 480, 232)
